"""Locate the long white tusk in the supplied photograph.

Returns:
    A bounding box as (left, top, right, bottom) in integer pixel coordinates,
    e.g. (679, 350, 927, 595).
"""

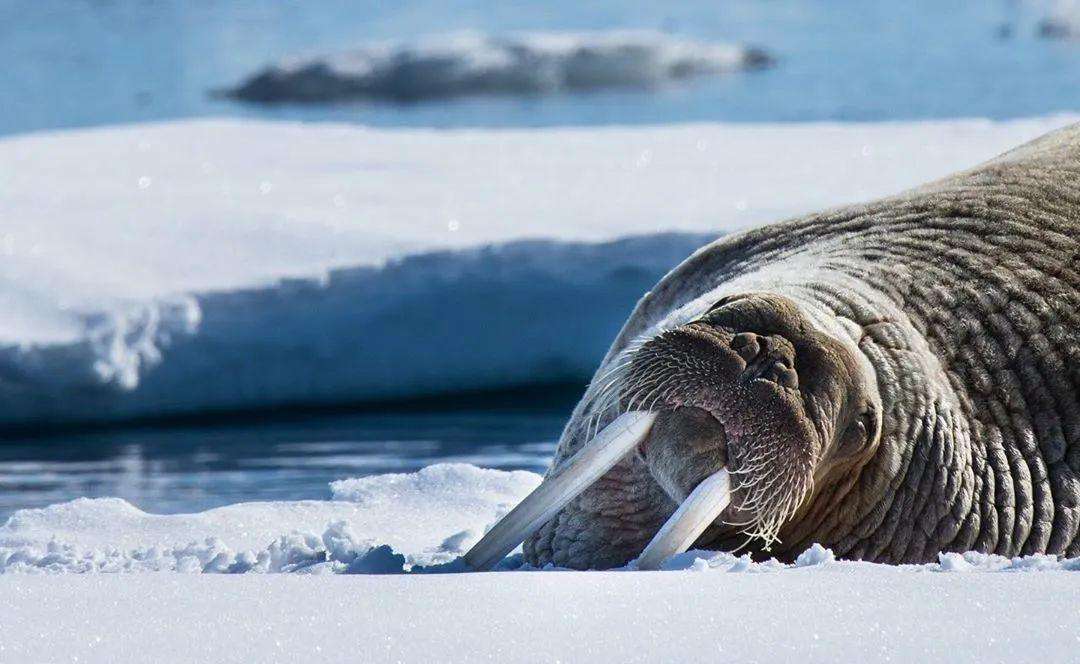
(635, 468, 731, 570)
(463, 410, 657, 571)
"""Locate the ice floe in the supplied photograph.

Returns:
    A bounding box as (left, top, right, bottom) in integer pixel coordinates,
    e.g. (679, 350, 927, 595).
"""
(223, 31, 773, 103)
(2, 116, 1076, 427)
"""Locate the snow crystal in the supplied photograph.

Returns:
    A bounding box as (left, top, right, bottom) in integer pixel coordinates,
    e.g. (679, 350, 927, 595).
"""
(795, 543, 836, 567)
(937, 550, 1080, 573)
(938, 551, 975, 572)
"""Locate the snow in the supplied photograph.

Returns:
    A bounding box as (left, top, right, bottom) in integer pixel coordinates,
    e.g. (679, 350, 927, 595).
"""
(2, 115, 1078, 426)
(223, 30, 772, 103)
(6, 463, 1079, 577)
(0, 463, 1078, 662)
(0, 464, 540, 572)
(0, 573, 1076, 664)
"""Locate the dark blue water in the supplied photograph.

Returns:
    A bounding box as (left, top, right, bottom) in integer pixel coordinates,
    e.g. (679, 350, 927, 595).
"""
(1, 0, 1079, 137)
(0, 409, 565, 519)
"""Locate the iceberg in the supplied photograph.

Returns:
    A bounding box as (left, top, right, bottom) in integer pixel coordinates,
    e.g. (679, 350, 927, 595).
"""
(1038, 0, 1080, 38)
(222, 30, 773, 103)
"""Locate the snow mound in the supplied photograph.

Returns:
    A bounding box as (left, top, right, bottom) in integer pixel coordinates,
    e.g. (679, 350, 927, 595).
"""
(0, 464, 540, 574)
(3, 463, 1078, 575)
(4, 116, 1078, 428)
(224, 31, 772, 103)
(657, 547, 1080, 574)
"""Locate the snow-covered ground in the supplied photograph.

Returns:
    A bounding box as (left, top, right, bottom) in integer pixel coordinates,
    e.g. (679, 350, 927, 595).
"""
(3, 568, 1078, 663)
(1, 464, 1078, 663)
(2, 115, 1077, 427)
(223, 30, 772, 103)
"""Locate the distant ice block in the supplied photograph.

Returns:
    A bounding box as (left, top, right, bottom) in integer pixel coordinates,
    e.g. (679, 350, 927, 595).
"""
(223, 31, 773, 103)
(1037, 1, 1080, 38)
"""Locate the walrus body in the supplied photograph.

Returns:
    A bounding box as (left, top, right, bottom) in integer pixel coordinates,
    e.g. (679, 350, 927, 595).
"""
(523, 123, 1080, 569)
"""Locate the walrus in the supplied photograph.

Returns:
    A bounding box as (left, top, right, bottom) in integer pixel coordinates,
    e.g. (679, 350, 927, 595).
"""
(464, 122, 1080, 571)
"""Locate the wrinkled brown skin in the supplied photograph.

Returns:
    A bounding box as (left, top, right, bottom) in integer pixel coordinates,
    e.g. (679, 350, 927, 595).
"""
(523, 123, 1080, 569)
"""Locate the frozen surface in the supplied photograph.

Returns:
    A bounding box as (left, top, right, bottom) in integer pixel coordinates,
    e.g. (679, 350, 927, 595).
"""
(2, 116, 1076, 426)
(224, 30, 772, 103)
(0, 464, 1078, 663)
(2, 463, 1078, 576)
(0, 464, 540, 572)
(1, 571, 1078, 664)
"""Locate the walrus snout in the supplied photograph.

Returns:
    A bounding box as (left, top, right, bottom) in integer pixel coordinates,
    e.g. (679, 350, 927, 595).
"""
(621, 292, 859, 555)
(470, 290, 881, 570)
(644, 407, 729, 503)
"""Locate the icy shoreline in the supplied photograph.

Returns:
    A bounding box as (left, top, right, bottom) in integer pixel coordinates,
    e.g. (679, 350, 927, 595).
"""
(2, 116, 1076, 428)
(3, 463, 1078, 575)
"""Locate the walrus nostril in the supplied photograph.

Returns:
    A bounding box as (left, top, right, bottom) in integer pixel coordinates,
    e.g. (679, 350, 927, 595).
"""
(730, 332, 761, 363)
(730, 332, 798, 388)
(756, 359, 798, 389)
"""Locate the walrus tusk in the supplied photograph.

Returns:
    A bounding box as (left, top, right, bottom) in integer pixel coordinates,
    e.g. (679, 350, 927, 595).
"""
(463, 411, 657, 571)
(635, 468, 731, 570)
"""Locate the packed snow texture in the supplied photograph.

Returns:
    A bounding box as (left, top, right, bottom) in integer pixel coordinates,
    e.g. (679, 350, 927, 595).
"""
(1, 464, 1078, 662)
(2, 116, 1077, 427)
(0, 464, 540, 573)
(2, 571, 1078, 664)
(223, 31, 773, 103)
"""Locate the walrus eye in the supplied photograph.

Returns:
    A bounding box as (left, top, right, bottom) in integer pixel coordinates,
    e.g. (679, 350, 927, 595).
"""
(839, 411, 874, 455)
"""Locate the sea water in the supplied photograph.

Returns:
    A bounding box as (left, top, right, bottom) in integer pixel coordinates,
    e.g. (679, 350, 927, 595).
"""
(1, 0, 1078, 136)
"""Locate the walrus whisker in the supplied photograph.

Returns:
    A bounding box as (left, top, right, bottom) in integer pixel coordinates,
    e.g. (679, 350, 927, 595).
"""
(462, 411, 657, 571)
(579, 352, 644, 440)
(585, 379, 629, 431)
(626, 371, 675, 410)
(648, 384, 680, 412)
(634, 383, 667, 413)
(587, 365, 634, 405)
(635, 468, 732, 570)
(586, 369, 635, 430)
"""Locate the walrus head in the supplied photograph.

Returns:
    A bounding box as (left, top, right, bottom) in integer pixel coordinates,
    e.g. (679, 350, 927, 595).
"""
(463, 291, 883, 570)
(624, 291, 883, 563)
